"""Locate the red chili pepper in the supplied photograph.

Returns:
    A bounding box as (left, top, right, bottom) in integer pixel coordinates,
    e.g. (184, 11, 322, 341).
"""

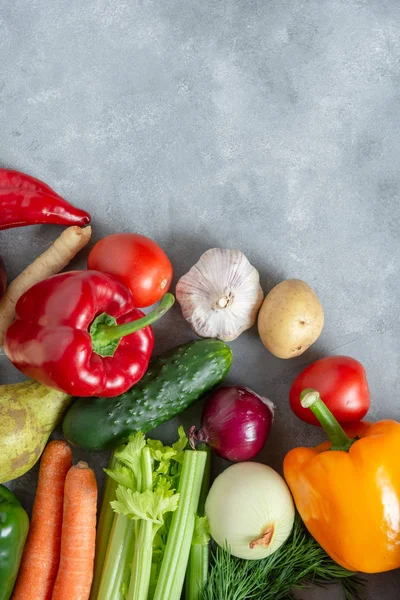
(4, 271, 175, 397)
(0, 169, 91, 230)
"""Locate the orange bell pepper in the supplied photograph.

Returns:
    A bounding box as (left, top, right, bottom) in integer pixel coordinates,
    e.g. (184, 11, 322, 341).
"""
(283, 388, 400, 573)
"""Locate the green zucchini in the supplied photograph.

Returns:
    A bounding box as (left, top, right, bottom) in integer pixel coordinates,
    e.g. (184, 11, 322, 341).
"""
(62, 339, 232, 450)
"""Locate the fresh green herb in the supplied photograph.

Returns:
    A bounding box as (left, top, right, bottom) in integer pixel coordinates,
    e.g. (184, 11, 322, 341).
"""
(202, 516, 364, 600)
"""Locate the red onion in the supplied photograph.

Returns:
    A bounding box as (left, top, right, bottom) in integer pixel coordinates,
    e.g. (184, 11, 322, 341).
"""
(190, 386, 274, 462)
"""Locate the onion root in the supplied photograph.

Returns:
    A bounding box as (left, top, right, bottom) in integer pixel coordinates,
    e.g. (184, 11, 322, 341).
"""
(249, 525, 275, 549)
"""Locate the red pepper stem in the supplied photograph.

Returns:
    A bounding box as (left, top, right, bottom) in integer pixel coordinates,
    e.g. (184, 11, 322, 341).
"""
(300, 388, 356, 452)
(96, 293, 175, 343)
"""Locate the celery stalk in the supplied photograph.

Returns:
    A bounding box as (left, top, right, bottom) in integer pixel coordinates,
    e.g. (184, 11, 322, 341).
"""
(197, 445, 211, 512)
(153, 450, 207, 600)
(127, 446, 153, 600)
(90, 452, 118, 600)
(97, 514, 135, 600)
(105, 430, 185, 600)
(186, 543, 209, 600)
(185, 445, 211, 600)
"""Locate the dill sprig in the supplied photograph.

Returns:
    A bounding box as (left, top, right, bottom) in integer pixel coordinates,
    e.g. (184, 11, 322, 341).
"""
(202, 516, 364, 600)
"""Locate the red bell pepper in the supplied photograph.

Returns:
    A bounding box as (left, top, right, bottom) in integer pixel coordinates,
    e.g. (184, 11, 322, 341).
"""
(4, 271, 174, 397)
(0, 169, 91, 230)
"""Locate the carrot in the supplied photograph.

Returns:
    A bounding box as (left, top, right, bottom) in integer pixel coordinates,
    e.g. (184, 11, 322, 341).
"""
(12, 440, 73, 600)
(0, 225, 92, 346)
(52, 461, 98, 600)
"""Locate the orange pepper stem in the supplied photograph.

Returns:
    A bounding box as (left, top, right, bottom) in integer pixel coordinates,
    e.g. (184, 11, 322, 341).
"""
(300, 388, 357, 452)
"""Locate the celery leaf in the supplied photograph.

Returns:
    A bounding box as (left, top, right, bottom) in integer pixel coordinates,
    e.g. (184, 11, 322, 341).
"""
(104, 464, 136, 491)
(192, 516, 210, 546)
(111, 484, 180, 535)
(171, 426, 188, 463)
(114, 431, 146, 487)
(147, 440, 176, 465)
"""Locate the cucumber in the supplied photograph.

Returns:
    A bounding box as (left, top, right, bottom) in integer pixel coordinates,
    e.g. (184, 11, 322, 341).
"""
(62, 339, 232, 450)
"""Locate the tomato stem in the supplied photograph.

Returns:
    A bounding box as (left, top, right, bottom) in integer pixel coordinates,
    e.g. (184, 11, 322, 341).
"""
(300, 388, 356, 452)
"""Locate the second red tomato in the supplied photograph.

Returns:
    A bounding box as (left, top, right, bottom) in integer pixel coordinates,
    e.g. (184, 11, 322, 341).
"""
(88, 233, 173, 308)
(290, 355, 370, 426)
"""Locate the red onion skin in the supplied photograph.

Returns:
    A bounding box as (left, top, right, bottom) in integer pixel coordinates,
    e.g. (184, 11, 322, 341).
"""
(193, 386, 274, 462)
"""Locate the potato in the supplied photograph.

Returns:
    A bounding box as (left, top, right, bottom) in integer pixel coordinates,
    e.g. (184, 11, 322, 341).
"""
(258, 279, 324, 359)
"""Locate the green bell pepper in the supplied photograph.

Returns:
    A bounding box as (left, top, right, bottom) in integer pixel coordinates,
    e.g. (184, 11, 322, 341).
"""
(0, 485, 29, 600)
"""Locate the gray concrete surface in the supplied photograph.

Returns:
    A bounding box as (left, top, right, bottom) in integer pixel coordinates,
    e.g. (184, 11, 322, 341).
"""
(1, 0, 400, 597)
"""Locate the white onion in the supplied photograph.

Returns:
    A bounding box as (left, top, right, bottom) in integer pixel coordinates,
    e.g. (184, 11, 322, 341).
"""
(205, 462, 295, 560)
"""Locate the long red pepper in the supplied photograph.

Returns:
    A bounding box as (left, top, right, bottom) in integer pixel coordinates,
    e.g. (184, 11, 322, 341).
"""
(0, 169, 91, 230)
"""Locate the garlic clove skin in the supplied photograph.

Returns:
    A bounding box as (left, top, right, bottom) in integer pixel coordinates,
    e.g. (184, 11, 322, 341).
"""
(176, 248, 264, 342)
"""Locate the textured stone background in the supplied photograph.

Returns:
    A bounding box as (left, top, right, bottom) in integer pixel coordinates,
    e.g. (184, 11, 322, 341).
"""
(1, 0, 400, 597)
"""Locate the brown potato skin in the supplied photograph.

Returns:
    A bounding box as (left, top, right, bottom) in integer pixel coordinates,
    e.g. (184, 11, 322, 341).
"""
(257, 279, 324, 359)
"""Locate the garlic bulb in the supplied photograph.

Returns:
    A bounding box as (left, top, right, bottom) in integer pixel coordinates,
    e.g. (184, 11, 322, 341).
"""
(176, 248, 264, 342)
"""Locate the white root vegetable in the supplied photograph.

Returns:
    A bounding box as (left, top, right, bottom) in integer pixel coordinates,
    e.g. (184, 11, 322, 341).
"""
(0, 225, 92, 347)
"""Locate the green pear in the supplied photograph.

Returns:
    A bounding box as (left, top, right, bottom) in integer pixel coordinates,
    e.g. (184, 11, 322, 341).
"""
(0, 380, 72, 483)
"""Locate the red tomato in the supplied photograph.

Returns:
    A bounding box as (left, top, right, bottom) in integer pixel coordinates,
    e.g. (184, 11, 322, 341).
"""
(88, 233, 173, 308)
(290, 356, 370, 426)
